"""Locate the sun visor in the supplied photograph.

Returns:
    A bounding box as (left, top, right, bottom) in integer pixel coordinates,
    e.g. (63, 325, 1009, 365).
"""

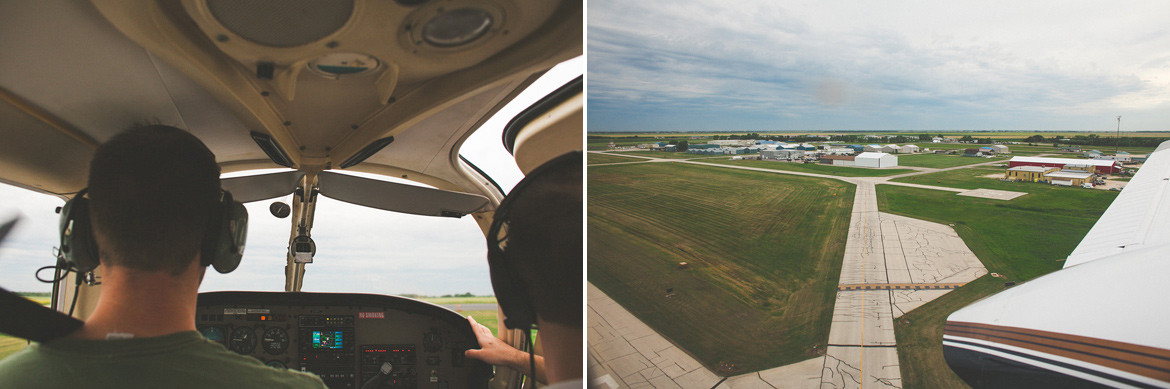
(220, 171, 304, 203)
(317, 172, 489, 218)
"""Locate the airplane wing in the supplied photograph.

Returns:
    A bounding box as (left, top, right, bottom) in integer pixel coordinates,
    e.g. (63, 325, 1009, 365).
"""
(943, 141, 1170, 388)
(1064, 141, 1170, 268)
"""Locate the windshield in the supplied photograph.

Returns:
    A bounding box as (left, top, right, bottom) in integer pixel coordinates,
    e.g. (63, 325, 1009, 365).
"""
(196, 171, 491, 295)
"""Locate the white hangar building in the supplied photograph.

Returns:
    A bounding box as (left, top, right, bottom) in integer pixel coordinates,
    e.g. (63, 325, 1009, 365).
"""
(855, 152, 898, 168)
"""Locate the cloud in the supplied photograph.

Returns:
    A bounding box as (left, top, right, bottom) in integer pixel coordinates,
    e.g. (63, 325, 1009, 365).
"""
(588, 0, 1170, 131)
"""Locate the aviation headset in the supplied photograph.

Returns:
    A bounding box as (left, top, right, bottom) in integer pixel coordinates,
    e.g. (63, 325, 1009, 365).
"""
(58, 188, 249, 275)
(486, 150, 582, 331)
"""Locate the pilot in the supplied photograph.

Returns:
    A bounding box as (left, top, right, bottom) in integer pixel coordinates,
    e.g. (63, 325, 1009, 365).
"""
(0, 125, 326, 388)
(463, 152, 582, 387)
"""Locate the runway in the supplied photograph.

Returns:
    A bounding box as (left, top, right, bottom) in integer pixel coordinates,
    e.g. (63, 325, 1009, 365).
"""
(819, 182, 986, 389)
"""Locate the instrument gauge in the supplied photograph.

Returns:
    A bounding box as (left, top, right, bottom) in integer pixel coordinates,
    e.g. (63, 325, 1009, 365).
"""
(262, 327, 290, 355)
(228, 326, 257, 354)
(199, 326, 225, 344)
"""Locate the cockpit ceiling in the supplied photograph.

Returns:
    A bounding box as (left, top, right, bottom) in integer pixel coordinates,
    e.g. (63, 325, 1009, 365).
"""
(0, 0, 581, 197)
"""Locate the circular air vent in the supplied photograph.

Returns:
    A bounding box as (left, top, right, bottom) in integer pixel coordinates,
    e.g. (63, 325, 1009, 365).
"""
(307, 53, 381, 79)
(206, 0, 354, 47)
(422, 8, 494, 47)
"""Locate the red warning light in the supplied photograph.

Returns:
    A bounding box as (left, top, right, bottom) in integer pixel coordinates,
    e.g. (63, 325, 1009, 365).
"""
(260, 315, 267, 321)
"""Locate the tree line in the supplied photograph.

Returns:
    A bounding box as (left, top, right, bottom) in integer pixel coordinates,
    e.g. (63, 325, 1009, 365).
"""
(1022, 134, 1168, 148)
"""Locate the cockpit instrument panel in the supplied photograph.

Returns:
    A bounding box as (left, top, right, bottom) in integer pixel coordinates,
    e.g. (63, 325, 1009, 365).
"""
(196, 292, 491, 388)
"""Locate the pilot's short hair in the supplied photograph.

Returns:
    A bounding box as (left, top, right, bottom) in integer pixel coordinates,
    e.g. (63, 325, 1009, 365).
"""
(87, 124, 221, 276)
(507, 156, 582, 326)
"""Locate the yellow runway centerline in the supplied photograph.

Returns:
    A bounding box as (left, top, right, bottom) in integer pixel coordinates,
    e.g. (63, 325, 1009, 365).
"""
(837, 282, 967, 291)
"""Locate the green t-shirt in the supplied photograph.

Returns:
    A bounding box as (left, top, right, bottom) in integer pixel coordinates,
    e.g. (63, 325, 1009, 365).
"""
(0, 331, 326, 388)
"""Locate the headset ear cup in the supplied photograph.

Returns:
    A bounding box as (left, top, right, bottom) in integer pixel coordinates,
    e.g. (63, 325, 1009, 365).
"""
(487, 243, 536, 330)
(202, 191, 248, 274)
(485, 151, 581, 330)
(59, 192, 99, 273)
(212, 199, 247, 273)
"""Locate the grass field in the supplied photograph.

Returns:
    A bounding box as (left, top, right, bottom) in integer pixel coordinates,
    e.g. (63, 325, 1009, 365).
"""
(875, 185, 1117, 387)
(701, 159, 915, 177)
(588, 163, 854, 374)
(588, 153, 647, 165)
(896, 154, 1007, 168)
(417, 296, 497, 305)
(460, 310, 499, 337)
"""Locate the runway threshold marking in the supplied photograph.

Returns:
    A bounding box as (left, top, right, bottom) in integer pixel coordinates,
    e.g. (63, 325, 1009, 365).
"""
(837, 282, 966, 291)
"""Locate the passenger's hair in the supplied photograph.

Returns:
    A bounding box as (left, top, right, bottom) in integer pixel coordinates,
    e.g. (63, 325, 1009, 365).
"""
(507, 156, 582, 326)
(87, 124, 221, 276)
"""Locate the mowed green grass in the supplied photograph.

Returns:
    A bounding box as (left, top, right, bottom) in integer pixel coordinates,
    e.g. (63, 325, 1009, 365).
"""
(589, 163, 854, 374)
(587, 153, 647, 165)
(417, 296, 497, 305)
(701, 159, 915, 177)
(896, 154, 1007, 168)
(875, 185, 1116, 388)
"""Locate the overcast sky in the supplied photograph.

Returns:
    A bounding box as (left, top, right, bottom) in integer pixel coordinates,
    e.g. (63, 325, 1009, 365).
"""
(0, 56, 582, 296)
(588, 0, 1170, 132)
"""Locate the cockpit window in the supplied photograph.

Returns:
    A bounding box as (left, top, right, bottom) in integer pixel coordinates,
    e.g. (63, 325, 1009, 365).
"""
(197, 170, 491, 295)
(460, 55, 583, 193)
(0, 183, 65, 294)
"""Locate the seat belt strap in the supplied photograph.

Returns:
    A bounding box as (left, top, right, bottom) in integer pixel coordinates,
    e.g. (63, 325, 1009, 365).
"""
(0, 286, 83, 342)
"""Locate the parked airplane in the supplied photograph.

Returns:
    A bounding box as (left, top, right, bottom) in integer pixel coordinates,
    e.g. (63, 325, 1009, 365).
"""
(944, 141, 1170, 388)
(0, 0, 581, 388)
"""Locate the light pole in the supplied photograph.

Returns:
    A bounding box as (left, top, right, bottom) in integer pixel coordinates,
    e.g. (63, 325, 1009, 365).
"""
(1115, 116, 1121, 154)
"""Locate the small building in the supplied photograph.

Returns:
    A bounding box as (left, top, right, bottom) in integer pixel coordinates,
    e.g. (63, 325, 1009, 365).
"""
(1005, 166, 1058, 182)
(979, 146, 996, 155)
(823, 147, 855, 155)
(962, 148, 985, 157)
(796, 143, 818, 151)
(1084, 150, 1103, 158)
(820, 155, 856, 166)
(898, 144, 920, 154)
(932, 137, 944, 143)
(662, 145, 677, 152)
(991, 145, 1009, 154)
(1095, 152, 1133, 163)
(762, 149, 805, 160)
(855, 152, 898, 168)
(1045, 170, 1094, 186)
(708, 139, 756, 147)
